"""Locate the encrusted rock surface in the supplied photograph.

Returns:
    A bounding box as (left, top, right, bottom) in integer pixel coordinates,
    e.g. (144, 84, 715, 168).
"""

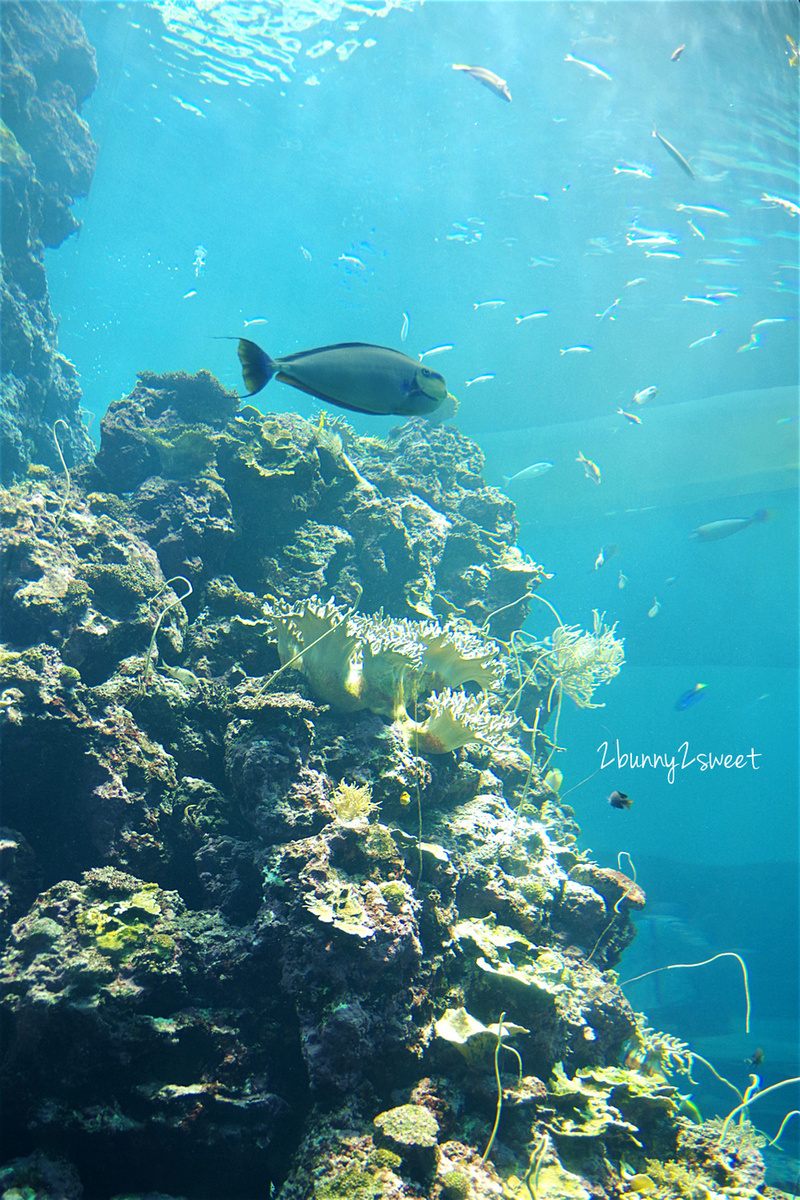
(0, 372, 767, 1200)
(1, 1, 97, 481)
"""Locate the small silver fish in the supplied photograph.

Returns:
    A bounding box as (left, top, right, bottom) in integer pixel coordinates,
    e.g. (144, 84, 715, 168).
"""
(644, 251, 681, 259)
(452, 63, 512, 102)
(473, 299, 506, 310)
(682, 296, 719, 306)
(502, 462, 554, 485)
(618, 570, 627, 589)
(675, 203, 729, 217)
(752, 318, 788, 328)
(515, 311, 549, 323)
(419, 345, 454, 360)
(689, 330, 719, 348)
(465, 374, 495, 386)
(625, 277, 647, 288)
(564, 53, 613, 81)
(300, 246, 313, 261)
(596, 298, 620, 321)
(560, 345, 592, 355)
(400, 312, 409, 342)
(652, 124, 695, 179)
(686, 219, 705, 239)
(648, 597, 661, 618)
(183, 290, 197, 299)
(243, 317, 269, 327)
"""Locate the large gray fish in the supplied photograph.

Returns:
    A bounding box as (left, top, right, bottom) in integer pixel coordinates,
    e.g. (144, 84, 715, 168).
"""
(236, 339, 457, 420)
(690, 509, 771, 542)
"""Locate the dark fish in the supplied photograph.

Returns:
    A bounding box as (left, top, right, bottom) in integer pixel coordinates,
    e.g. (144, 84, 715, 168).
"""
(608, 790, 632, 809)
(652, 123, 695, 179)
(748, 1047, 764, 1066)
(235, 339, 456, 419)
(690, 509, 771, 542)
(675, 684, 707, 711)
(452, 63, 512, 102)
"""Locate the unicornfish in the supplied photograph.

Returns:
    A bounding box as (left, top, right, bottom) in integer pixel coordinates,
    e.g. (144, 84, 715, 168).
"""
(235, 339, 457, 420)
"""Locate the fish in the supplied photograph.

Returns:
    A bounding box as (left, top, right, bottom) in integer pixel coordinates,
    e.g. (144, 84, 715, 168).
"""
(627, 235, 679, 247)
(652, 124, 695, 179)
(596, 298, 620, 321)
(338, 254, 364, 269)
(544, 768, 563, 792)
(625, 277, 647, 288)
(752, 317, 788, 328)
(748, 1047, 765, 1067)
(648, 597, 661, 618)
(613, 164, 653, 178)
(300, 246, 313, 261)
(473, 299, 506, 310)
(563, 53, 613, 82)
(533, 193, 550, 202)
(682, 295, 719, 306)
(675, 203, 729, 218)
(737, 334, 760, 353)
(243, 317, 269, 327)
(701, 257, 740, 266)
(617, 407, 642, 424)
(400, 312, 409, 342)
(183, 290, 197, 299)
(234, 338, 456, 419)
(608, 790, 633, 809)
(689, 330, 719, 348)
(788, 34, 799, 67)
(419, 345, 454, 360)
(618, 570, 628, 589)
(502, 462, 554, 485)
(761, 191, 800, 217)
(576, 451, 601, 484)
(675, 684, 707, 711)
(452, 63, 511, 102)
(706, 291, 738, 299)
(686, 220, 705, 240)
(632, 386, 658, 405)
(515, 311, 549, 323)
(594, 543, 618, 569)
(560, 345, 592, 355)
(689, 509, 771, 542)
(671, 44, 686, 61)
(465, 374, 495, 386)
(665, 575, 679, 586)
(644, 251, 681, 259)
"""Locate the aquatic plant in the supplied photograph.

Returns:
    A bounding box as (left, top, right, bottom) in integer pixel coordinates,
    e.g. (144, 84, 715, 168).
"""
(330, 780, 376, 825)
(51, 419, 71, 525)
(622, 952, 751, 1034)
(399, 687, 518, 755)
(537, 610, 625, 709)
(139, 575, 193, 695)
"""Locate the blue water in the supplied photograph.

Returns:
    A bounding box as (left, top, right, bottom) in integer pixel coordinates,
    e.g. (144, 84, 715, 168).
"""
(48, 0, 798, 1154)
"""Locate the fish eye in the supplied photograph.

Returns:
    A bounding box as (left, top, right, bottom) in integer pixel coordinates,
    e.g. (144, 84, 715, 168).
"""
(420, 366, 432, 377)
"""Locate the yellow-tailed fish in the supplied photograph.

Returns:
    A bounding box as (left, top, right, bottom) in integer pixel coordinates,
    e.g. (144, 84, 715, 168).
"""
(632, 386, 658, 405)
(563, 53, 613, 82)
(648, 597, 661, 617)
(617, 407, 642, 424)
(576, 451, 601, 483)
(452, 63, 511, 102)
(543, 768, 563, 792)
(652, 124, 695, 179)
(235, 339, 457, 420)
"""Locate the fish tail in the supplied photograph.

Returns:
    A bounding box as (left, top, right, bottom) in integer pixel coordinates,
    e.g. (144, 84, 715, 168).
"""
(753, 508, 773, 524)
(237, 338, 276, 396)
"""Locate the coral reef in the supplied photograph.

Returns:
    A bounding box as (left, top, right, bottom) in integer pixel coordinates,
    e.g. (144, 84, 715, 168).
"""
(1, 1, 97, 481)
(0, 368, 767, 1200)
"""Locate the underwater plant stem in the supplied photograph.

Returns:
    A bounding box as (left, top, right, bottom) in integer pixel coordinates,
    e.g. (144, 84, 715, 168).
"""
(542, 678, 563, 768)
(768, 1110, 800, 1146)
(519, 1131, 549, 1200)
(52, 419, 70, 525)
(621, 953, 751, 1034)
(140, 576, 193, 695)
(557, 766, 601, 800)
(687, 1053, 744, 1101)
(716, 1077, 800, 1143)
(480, 1012, 507, 1164)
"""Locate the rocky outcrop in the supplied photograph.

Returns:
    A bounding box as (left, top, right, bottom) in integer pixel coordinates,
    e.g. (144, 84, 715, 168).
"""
(1, 1, 97, 482)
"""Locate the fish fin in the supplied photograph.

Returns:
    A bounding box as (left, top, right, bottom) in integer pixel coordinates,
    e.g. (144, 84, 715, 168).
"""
(238, 339, 276, 396)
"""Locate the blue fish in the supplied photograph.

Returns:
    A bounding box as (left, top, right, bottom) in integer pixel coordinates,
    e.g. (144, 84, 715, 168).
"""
(675, 684, 707, 711)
